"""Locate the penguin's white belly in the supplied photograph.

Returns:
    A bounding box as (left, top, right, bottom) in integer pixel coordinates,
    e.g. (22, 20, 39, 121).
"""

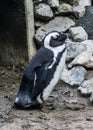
(42, 50, 67, 101)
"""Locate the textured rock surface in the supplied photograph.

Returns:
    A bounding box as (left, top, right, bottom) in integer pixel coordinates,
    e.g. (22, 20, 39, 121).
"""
(81, 40, 93, 52)
(35, 17, 75, 44)
(35, 3, 53, 20)
(68, 51, 93, 68)
(69, 26, 88, 42)
(64, 0, 77, 5)
(35, 21, 45, 29)
(34, 0, 43, 3)
(73, 6, 85, 18)
(66, 42, 87, 61)
(77, 0, 91, 7)
(57, 3, 72, 14)
(76, 6, 93, 39)
(61, 66, 87, 87)
(78, 78, 93, 95)
(47, 0, 59, 8)
(65, 0, 91, 6)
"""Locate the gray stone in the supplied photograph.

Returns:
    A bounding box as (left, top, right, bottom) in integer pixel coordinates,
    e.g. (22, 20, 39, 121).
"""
(47, 0, 59, 8)
(64, 98, 85, 110)
(34, 0, 43, 3)
(77, 0, 91, 7)
(76, 6, 93, 40)
(66, 42, 87, 61)
(81, 40, 93, 52)
(69, 26, 88, 42)
(68, 51, 93, 69)
(35, 3, 53, 20)
(34, 17, 75, 44)
(64, 0, 77, 6)
(35, 21, 45, 29)
(78, 78, 93, 95)
(61, 66, 87, 87)
(65, 0, 91, 6)
(73, 6, 85, 18)
(57, 3, 72, 14)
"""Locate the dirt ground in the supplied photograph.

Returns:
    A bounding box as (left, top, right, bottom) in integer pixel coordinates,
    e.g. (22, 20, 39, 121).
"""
(0, 66, 93, 130)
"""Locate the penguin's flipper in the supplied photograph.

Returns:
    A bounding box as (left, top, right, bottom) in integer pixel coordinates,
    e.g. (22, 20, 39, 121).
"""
(31, 63, 50, 100)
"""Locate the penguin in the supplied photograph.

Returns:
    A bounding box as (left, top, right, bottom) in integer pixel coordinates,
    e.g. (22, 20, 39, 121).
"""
(14, 31, 67, 109)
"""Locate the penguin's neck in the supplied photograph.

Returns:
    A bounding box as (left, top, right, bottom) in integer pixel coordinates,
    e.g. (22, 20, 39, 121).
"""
(44, 44, 65, 57)
(44, 44, 66, 69)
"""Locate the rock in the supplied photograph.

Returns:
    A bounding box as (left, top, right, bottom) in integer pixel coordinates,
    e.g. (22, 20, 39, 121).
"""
(77, 0, 91, 7)
(65, 0, 91, 6)
(64, 99, 78, 104)
(34, 0, 43, 4)
(35, 3, 53, 20)
(69, 26, 88, 42)
(34, 17, 75, 44)
(78, 78, 93, 95)
(68, 51, 93, 69)
(35, 21, 45, 29)
(81, 40, 93, 52)
(57, 3, 72, 14)
(61, 66, 87, 87)
(64, 0, 77, 6)
(76, 6, 93, 40)
(66, 42, 87, 61)
(73, 6, 85, 18)
(64, 98, 85, 110)
(47, 0, 59, 8)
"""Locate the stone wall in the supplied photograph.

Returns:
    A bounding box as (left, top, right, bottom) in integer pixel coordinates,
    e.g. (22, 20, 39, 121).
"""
(34, 0, 92, 44)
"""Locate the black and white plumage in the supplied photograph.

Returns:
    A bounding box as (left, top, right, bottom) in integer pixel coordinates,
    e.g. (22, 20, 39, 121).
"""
(15, 31, 67, 109)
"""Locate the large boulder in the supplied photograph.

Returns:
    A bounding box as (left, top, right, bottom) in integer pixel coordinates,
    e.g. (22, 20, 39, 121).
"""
(57, 3, 72, 14)
(34, 17, 75, 44)
(69, 26, 88, 42)
(34, 0, 43, 4)
(65, 0, 91, 6)
(61, 66, 87, 87)
(66, 42, 87, 61)
(78, 77, 93, 95)
(76, 6, 93, 40)
(47, 0, 59, 8)
(68, 51, 93, 69)
(73, 6, 85, 18)
(81, 40, 93, 52)
(64, 0, 77, 6)
(35, 3, 53, 20)
(68, 40, 93, 68)
(77, 0, 91, 7)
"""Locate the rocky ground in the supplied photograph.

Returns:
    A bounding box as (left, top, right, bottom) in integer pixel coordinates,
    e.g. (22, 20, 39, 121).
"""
(0, 66, 93, 130)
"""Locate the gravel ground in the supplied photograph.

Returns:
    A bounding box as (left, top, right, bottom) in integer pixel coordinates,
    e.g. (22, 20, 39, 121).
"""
(0, 66, 93, 130)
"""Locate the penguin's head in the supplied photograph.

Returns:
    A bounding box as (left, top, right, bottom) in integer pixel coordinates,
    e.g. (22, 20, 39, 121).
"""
(43, 31, 67, 48)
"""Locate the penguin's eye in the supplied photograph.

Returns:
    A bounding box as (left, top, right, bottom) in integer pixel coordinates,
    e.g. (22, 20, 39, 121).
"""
(51, 35, 59, 40)
(49, 34, 67, 47)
